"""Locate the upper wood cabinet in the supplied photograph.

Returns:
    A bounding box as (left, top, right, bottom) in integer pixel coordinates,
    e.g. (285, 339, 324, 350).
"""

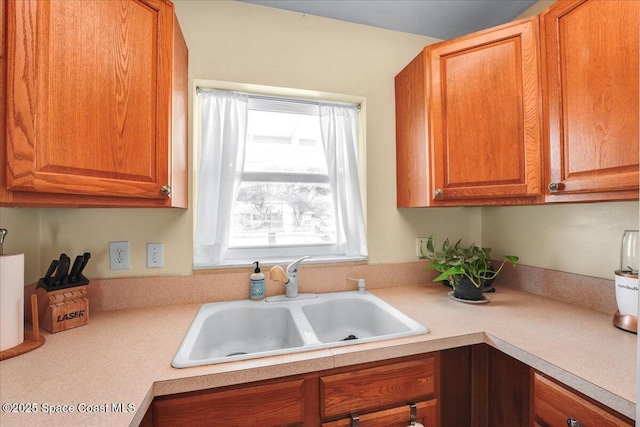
(396, 17, 543, 207)
(1, 0, 188, 207)
(541, 0, 639, 202)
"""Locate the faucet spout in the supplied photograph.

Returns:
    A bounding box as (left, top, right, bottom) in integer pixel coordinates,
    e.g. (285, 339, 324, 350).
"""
(287, 256, 311, 275)
(267, 257, 316, 302)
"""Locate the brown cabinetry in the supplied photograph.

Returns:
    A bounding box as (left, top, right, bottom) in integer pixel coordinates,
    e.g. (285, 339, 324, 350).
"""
(2, 0, 188, 207)
(152, 378, 309, 427)
(396, 0, 639, 207)
(143, 348, 631, 427)
(395, 17, 543, 207)
(145, 355, 439, 427)
(532, 372, 633, 427)
(541, 0, 639, 203)
(320, 356, 438, 426)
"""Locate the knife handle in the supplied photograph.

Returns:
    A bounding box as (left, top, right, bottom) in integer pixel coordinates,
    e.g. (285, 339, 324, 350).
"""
(53, 254, 70, 286)
(68, 255, 84, 282)
(44, 259, 59, 281)
(77, 252, 91, 277)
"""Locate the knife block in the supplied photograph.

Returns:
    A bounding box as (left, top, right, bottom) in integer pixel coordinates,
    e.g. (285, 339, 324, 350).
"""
(29, 285, 89, 333)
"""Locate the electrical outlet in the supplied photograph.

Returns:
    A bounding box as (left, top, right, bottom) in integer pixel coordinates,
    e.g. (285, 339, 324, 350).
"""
(416, 237, 429, 258)
(109, 241, 130, 270)
(147, 243, 164, 268)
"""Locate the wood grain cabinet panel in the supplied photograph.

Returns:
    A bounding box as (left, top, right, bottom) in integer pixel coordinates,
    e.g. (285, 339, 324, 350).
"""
(541, 0, 639, 202)
(321, 400, 437, 427)
(532, 372, 633, 427)
(3, 0, 187, 207)
(152, 379, 307, 427)
(395, 17, 543, 207)
(320, 357, 437, 420)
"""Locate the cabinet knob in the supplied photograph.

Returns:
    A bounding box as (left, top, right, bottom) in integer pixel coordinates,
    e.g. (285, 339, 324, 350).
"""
(434, 188, 444, 198)
(548, 182, 563, 192)
(567, 418, 582, 427)
(161, 185, 172, 197)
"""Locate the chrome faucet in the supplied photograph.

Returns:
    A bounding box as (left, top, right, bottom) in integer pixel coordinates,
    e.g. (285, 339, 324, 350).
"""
(269, 256, 310, 298)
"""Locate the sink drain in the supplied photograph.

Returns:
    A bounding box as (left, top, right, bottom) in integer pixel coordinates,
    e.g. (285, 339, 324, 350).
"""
(226, 352, 248, 357)
(341, 334, 358, 341)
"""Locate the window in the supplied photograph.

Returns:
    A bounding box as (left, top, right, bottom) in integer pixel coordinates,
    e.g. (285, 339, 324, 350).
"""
(194, 87, 367, 268)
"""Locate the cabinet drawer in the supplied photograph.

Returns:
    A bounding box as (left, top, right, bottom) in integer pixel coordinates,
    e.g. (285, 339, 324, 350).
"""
(321, 399, 437, 427)
(533, 373, 632, 427)
(153, 379, 305, 427)
(320, 357, 436, 419)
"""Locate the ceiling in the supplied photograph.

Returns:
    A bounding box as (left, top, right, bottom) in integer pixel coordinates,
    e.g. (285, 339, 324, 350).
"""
(238, 0, 538, 40)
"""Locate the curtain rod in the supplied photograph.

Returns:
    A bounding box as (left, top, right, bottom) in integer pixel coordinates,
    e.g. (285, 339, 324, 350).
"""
(196, 87, 361, 112)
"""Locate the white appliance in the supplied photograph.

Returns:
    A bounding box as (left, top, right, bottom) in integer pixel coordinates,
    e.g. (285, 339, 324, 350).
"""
(613, 230, 638, 333)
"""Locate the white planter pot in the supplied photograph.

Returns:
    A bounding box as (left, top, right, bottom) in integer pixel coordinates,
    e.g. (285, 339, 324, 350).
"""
(615, 271, 639, 317)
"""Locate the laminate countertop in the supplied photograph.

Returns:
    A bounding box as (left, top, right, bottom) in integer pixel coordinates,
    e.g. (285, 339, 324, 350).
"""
(0, 284, 636, 426)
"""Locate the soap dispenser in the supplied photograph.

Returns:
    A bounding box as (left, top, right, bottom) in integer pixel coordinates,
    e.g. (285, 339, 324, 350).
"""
(250, 261, 265, 301)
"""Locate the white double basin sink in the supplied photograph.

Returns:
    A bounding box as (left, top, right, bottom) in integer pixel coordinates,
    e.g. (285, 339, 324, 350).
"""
(172, 291, 428, 368)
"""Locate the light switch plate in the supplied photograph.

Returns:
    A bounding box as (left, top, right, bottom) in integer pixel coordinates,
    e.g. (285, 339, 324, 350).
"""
(147, 243, 164, 268)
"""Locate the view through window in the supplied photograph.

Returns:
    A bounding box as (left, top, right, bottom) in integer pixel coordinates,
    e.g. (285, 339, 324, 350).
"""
(229, 99, 337, 250)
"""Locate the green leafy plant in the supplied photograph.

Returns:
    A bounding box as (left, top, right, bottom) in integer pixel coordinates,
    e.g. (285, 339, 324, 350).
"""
(419, 235, 518, 289)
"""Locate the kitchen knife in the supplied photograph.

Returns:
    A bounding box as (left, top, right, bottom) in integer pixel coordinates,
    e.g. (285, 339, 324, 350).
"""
(76, 252, 91, 277)
(44, 259, 59, 286)
(68, 255, 84, 282)
(52, 254, 70, 287)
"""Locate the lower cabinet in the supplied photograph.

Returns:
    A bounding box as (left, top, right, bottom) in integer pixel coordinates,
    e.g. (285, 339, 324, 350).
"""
(151, 378, 308, 426)
(142, 347, 632, 427)
(532, 372, 633, 427)
(145, 354, 438, 427)
(320, 357, 438, 426)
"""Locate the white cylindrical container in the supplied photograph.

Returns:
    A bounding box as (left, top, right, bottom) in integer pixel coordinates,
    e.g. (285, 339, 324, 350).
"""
(615, 270, 639, 317)
(0, 254, 25, 351)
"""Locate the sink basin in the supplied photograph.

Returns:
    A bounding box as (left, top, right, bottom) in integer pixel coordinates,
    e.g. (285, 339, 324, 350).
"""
(301, 294, 418, 343)
(172, 302, 309, 367)
(172, 291, 428, 368)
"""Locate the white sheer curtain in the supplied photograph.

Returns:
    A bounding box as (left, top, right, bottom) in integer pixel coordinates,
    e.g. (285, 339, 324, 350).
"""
(194, 90, 249, 267)
(319, 104, 368, 258)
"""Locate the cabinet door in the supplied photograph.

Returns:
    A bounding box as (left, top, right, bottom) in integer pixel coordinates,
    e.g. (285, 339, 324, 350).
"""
(532, 372, 633, 427)
(5, 0, 182, 205)
(429, 18, 542, 204)
(321, 400, 437, 427)
(152, 379, 306, 427)
(541, 0, 639, 202)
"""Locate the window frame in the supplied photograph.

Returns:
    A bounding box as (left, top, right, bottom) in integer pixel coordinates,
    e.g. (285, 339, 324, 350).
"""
(192, 80, 368, 269)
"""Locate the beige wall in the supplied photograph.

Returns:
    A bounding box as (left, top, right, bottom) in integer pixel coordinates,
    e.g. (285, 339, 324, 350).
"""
(0, 208, 41, 285)
(482, 202, 639, 280)
(1, 0, 636, 284)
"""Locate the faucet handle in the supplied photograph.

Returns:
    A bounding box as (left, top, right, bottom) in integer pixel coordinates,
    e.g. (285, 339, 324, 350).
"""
(269, 265, 289, 283)
(286, 256, 311, 273)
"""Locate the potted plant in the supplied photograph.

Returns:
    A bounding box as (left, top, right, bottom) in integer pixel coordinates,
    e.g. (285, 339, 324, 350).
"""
(419, 236, 518, 301)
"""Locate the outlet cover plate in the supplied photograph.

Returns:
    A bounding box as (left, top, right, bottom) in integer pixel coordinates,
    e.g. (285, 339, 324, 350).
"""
(416, 237, 429, 258)
(109, 241, 130, 270)
(147, 243, 164, 268)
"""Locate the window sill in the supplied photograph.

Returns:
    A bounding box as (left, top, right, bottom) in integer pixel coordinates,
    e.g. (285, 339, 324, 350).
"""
(193, 255, 368, 272)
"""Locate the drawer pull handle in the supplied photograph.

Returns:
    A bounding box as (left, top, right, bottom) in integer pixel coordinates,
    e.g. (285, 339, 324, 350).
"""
(350, 413, 360, 427)
(434, 188, 444, 198)
(567, 417, 582, 427)
(409, 402, 417, 425)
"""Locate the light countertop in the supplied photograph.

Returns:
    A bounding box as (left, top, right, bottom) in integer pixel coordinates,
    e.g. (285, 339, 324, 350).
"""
(0, 284, 636, 426)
